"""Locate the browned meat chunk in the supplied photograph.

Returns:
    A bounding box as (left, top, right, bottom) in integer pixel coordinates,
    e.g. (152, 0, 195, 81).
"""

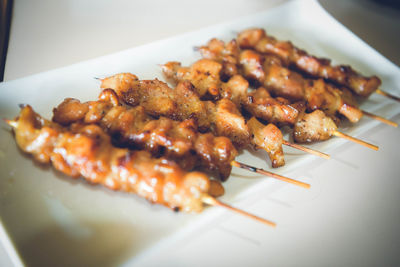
(247, 117, 285, 168)
(293, 110, 338, 143)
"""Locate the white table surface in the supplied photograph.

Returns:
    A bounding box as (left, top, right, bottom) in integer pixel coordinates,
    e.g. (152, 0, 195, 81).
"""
(1, 0, 400, 266)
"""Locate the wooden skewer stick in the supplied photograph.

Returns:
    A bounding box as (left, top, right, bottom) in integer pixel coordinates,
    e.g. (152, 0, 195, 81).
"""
(376, 89, 400, 102)
(362, 110, 398, 128)
(332, 131, 379, 151)
(282, 140, 330, 159)
(231, 161, 310, 189)
(202, 195, 276, 227)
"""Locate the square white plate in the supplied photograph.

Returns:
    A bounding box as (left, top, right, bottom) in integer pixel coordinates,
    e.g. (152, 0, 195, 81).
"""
(1, 0, 400, 266)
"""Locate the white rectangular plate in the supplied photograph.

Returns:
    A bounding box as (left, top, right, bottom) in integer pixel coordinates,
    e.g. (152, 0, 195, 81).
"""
(1, 0, 400, 266)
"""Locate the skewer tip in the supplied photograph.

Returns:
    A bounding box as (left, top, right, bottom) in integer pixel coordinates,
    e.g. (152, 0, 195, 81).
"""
(362, 110, 398, 128)
(376, 89, 400, 102)
(282, 140, 330, 159)
(333, 131, 379, 151)
(202, 195, 276, 227)
(231, 161, 311, 189)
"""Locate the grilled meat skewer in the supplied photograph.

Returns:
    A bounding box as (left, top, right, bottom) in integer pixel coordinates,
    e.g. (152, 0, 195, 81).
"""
(237, 28, 381, 98)
(7, 105, 222, 212)
(194, 39, 362, 124)
(240, 49, 363, 123)
(100, 73, 286, 168)
(162, 59, 303, 126)
(6, 105, 280, 225)
(53, 88, 237, 180)
(198, 37, 396, 128)
(169, 42, 378, 149)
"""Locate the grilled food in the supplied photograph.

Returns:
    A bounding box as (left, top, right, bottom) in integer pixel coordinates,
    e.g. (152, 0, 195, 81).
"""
(161, 59, 302, 126)
(53, 88, 238, 180)
(195, 38, 362, 124)
(237, 28, 381, 97)
(8, 105, 224, 212)
(100, 73, 286, 167)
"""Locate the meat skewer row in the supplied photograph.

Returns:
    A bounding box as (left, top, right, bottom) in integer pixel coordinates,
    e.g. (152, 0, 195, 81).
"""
(240, 49, 395, 128)
(197, 40, 387, 148)
(52, 88, 308, 188)
(161, 60, 330, 159)
(198, 38, 396, 127)
(98, 74, 312, 188)
(100, 73, 329, 169)
(99, 73, 287, 168)
(53, 88, 237, 181)
(161, 57, 377, 150)
(248, 51, 396, 128)
(246, 87, 378, 148)
(237, 28, 399, 101)
(5, 105, 276, 226)
(162, 57, 301, 125)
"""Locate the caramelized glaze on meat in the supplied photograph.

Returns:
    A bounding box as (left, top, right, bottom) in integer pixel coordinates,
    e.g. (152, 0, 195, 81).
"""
(263, 53, 306, 101)
(200, 35, 370, 126)
(100, 73, 286, 168)
(54, 89, 237, 180)
(195, 39, 361, 146)
(102, 75, 213, 130)
(238, 49, 363, 123)
(247, 117, 284, 167)
(237, 28, 381, 97)
(195, 133, 237, 182)
(162, 59, 248, 106)
(162, 60, 221, 98)
(197, 38, 240, 79)
(214, 98, 250, 147)
(162, 57, 300, 126)
(239, 49, 265, 86)
(191, 44, 304, 126)
(242, 87, 303, 126)
(11, 105, 220, 212)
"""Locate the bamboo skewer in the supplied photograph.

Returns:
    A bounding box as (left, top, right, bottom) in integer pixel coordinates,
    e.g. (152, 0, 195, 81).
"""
(202, 195, 276, 227)
(5, 118, 277, 227)
(332, 131, 379, 151)
(282, 140, 330, 159)
(362, 110, 398, 128)
(231, 161, 310, 189)
(376, 89, 400, 102)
